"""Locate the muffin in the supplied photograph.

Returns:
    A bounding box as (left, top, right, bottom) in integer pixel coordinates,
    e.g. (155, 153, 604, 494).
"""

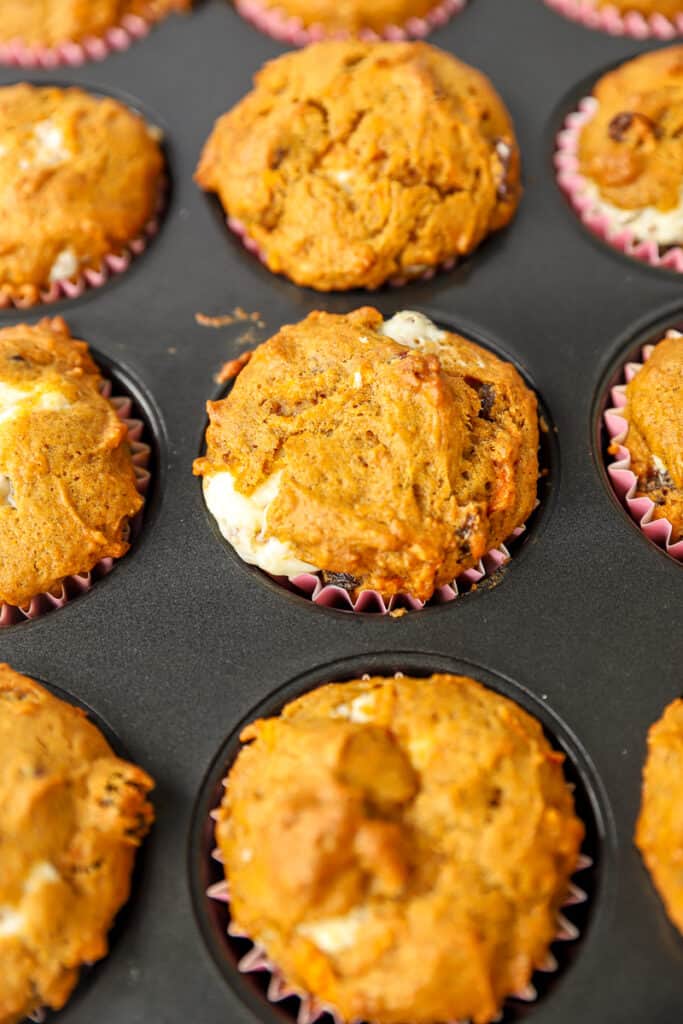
(0, 318, 144, 610)
(636, 698, 683, 934)
(216, 673, 585, 1024)
(608, 332, 683, 542)
(0, 84, 164, 307)
(235, 0, 463, 40)
(0, 0, 190, 50)
(0, 664, 154, 1024)
(588, 0, 683, 16)
(195, 41, 521, 291)
(193, 308, 539, 603)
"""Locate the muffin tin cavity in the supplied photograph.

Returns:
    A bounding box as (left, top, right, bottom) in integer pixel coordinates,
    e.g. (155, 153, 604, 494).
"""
(189, 653, 608, 1024)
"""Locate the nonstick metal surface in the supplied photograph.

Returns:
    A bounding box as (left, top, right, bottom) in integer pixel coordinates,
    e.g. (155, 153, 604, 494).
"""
(1, 2, 682, 1022)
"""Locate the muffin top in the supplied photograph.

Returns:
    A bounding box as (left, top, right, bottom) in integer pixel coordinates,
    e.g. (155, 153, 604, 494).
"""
(194, 308, 538, 601)
(616, 332, 682, 541)
(0, 84, 164, 305)
(0, 318, 144, 609)
(636, 698, 683, 935)
(0, 664, 154, 1024)
(579, 47, 683, 216)
(218, 673, 584, 1024)
(252, 0, 449, 32)
(0, 0, 190, 47)
(594, 0, 683, 14)
(195, 41, 520, 291)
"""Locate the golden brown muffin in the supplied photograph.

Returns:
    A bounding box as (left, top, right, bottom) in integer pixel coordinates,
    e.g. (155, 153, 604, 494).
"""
(0, 0, 190, 47)
(0, 84, 164, 306)
(217, 673, 585, 1024)
(0, 318, 144, 609)
(611, 333, 683, 541)
(636, 698, 683, 935)
(593, 0, 683, 14)
(195, 41, 521, 291)
(0, 665, 154, 1024)
(243, 0, 452, 33)
(194, 308, 539, 601)
(578, 48, 683, 246)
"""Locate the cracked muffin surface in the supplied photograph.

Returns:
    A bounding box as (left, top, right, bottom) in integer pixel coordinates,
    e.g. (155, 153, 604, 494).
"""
(0, 0, 190, 48)
(0, 665, 154, 1024)
(195, 40, 520, 291)
(636, 698, 683, 935)
(243, 0, 455, 33)
(0, 84, 164, 306)
(217, 673, 585, 1024)
(0, 317, 144, 609)
(194, 308, 538, 601)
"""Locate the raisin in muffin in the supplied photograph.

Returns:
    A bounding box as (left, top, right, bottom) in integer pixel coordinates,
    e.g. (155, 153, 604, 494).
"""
(0, 84, 164, 306)
(0, 318, 144, 609)
(0, 665, 154, 1024)
(610, 332, 682, 541)
(0, 0, 190, 49)
(636, 698, 683, 934)
(195, 41, 520, 291)
(194, 308, 539, 602)
(237, 0, 458, 35)
(216, 673, 585, 1024)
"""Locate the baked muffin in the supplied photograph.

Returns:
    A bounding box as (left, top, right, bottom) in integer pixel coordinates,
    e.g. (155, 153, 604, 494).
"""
(0, 318, 144, 610)
(235, 0, 461, 37)
(0, 84, 164, 306)
(0, 0, 190, 49)
(0, 664, 154, 1024)
(636, 698, 683, 934)
(609, 332, 683, 542)
(194, 308, 539, 602)
(589, 0, 683, 15)
(576, 48, 683, 251)
(195, 41, 520, 291)
(216, 673, 585, 1024)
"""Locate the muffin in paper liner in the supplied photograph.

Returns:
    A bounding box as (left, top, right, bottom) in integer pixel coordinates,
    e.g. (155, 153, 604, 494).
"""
(543, 0, 683, 37)
(555, 97, 683, 273)
(603, 330, 683, 561)
(233, 0, 466, 45)
(0, 379, 152, 628)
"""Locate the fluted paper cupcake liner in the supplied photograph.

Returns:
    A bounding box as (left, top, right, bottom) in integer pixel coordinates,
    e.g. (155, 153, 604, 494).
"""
(0, 381, 151, 628)
(234, 0, 466, 45)
(0, 12, 162, 68)
(0, 184, 165, 310)
(603, 332, 683, 561)
(555, 97, 683, 272)
(544, 0, 683, 35)
(207, 804, 591, 1024)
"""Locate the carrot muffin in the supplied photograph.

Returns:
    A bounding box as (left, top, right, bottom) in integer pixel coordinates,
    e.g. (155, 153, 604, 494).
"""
(194, 308, 539, 602)
(0, 664, 154, 1024)
(0, 84, 164, 306)
(236, 0, 459, 36)
(609, 332, 683, 541)
(577, 48, 683, 250)
(217, 673, 585, 1024)
(636, 698, 683, 934)
(0, 318, 144, 610)
(0, 0, 190, 49)
(195, 41, 521, 291)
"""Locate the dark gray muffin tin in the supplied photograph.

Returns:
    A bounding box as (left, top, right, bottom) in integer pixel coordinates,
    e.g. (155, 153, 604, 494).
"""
(0, 2, 682, 1022)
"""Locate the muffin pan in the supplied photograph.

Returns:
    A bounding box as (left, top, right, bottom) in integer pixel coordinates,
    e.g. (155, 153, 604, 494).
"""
(0, 2, 682, 1022)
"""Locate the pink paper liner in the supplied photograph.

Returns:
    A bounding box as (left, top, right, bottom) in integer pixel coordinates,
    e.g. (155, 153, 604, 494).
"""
(543, 0, 683, 37)
(0, 182, 166, 310)
(0, 12, 159, 68)
(234, 0, 466, 44)
(207, 791, 591, 1024)
(0, 379, 152, 628)
(555, 97, 683, 272)
(603, 334, 683, 561)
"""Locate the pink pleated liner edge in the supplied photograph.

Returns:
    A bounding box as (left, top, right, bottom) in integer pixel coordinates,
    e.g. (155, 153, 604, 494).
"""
(206, 794, 591, 1024)
(555, 97, 683, 273)
(543, 0, 683, 37)
(603, 332, 683, 561)
(0, 380, 152, 628)
(0, 12, 162, 68)
(0, 182, 166, 311)
(234, 0, 466, 45)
